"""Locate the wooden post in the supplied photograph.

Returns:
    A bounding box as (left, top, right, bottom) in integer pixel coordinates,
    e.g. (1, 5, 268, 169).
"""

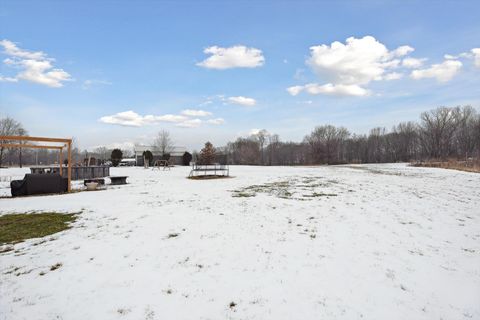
(59, 148, 63, 176)
(67, 141, 72, 192)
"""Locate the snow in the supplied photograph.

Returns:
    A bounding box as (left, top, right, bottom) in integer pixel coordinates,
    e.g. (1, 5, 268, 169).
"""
(0, 164, 479, 320)
(0, 167, 30, 197)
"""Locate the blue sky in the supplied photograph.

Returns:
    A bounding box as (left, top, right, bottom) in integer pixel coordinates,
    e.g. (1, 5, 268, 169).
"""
(1, 0, 479, 151)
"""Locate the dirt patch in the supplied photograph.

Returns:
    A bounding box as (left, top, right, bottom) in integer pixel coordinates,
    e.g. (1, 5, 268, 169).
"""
(188, 175, 233, 180)
(411, 160, 480, 173)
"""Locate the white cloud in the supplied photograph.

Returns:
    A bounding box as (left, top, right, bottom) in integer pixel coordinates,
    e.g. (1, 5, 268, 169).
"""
(227, 96, 256, 106)
(443, 48, 480, 67)
(391, 45, 414, 57)
(249, 128, 261, 135)
(207, 118, 225, 125)
(444, 54, 458, 60)
(402, 57, 427, 68)
(181, 109, 212, 117)
(306, 36, 410, 86)
(290, 36, 473, 96)
(444, 52, 472, 60)
(411, 60, 462, 82)
(197, 45, 264, 69)
(16, 59, 71, 87)
(83, 79, 112, 90)
(286, 85, 304, 96)
(383, 72, 403, 80)
(287, 83, 370, 97)
(99, 111, 188, 127)
(0, 75, 18, 82)
(151, 114, 188, 123)
(110, 141, 135, 150)
(0, 39, 72, 88)
(101, 141, 136, 151)
(99, 111, 145, 127)
(289, 36, 416, 97)
(176, 119, 202, 128)
(472, 48, 480, 67)
(99, 110, 224, 128)
(0, 39, 47, 60)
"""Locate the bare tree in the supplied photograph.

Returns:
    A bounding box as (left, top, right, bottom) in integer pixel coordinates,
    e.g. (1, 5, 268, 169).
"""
(304, 125, 350, 164)
(392, 122, 419, 162)
(94, 146, 108, 162)
(267, 133, 280, 165)
(419, 107, 457, 159)
(70, 137, 81, 165)
(227, 137, 261, 165)
(253, 129, 269, 165)
(0, 117, 25, 167)
(154, 130, 173, 157)
(475, 114, 480, 158)
(453, 106, 477, 159)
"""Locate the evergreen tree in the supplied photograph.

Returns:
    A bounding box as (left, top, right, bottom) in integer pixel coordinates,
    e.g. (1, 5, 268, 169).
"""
(182, 151, 193, 166)
(143, 150, 153, 166)
(199, 142, 216, 165)
(111, 148, 123, 167)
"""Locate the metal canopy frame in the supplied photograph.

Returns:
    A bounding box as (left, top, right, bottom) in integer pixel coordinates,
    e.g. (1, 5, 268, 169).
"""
(0, 135, 73, 192)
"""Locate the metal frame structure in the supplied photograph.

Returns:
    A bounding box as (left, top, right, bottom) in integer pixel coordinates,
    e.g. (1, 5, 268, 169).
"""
(188, 163, 229, 177)
(0, 135, 73, 192)
(153, 159, 171, 170)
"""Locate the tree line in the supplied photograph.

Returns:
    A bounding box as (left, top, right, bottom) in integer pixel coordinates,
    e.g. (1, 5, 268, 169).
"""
(224, 106, 480, 165)
(2, 105, 479, 167)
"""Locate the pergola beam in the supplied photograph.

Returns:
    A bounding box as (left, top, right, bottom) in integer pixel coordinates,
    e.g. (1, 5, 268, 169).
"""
(0, 135, 72, 143)
(0, 143, 64, 150)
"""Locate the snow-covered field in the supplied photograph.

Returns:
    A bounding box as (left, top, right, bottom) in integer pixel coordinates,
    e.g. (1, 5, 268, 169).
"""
(0, 164, 479, 320)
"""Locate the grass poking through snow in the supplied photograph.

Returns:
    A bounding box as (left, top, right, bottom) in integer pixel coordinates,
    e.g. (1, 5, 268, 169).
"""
(232, 177, 340, 200)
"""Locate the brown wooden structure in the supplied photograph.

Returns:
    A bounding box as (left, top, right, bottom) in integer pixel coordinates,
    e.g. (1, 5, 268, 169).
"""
(0, 135, 73, 192)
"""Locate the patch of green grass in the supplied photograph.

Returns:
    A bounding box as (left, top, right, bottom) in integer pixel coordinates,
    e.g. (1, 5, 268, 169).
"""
(0, 212, 78, 245)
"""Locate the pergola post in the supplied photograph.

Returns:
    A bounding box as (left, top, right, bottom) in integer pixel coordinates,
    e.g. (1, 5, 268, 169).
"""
(67, 141, 72, 192)
(59, 148, 63, 176)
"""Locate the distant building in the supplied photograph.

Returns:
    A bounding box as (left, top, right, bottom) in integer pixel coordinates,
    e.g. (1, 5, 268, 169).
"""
(119, 158, 137, 166)
(134, 145, 187, 166)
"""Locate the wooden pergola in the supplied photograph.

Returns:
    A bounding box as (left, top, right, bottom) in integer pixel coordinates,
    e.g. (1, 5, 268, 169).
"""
(0, 135, 73, 192)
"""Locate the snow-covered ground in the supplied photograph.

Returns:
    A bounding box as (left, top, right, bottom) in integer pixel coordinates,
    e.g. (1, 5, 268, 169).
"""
(0, 164, 479, 320)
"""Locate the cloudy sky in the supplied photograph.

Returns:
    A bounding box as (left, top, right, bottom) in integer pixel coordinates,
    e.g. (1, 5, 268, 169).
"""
(1, 0, 479, 150)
